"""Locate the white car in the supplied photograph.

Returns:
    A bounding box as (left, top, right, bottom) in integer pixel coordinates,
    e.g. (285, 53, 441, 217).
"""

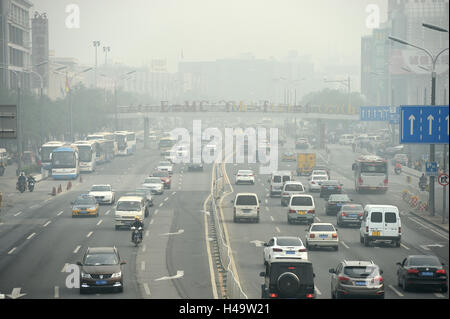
(157, 161, 173, 175)
(263, 236, 308, 265)
(281, 181, 305, 206)
(308, 175, 329, 192)
(142, 177, 164, 195)
(235, 170, 255, 185)
(305, 223, 339, 251)
(88, 184, 115, 204)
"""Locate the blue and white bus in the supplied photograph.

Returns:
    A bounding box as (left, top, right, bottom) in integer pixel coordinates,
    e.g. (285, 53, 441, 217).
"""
(72, 140, 97, 172)
(51, 146, 79, 179)
(40, 141, 67, 177)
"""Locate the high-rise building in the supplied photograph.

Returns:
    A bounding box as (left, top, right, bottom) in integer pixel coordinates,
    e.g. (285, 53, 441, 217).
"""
(0, 0, 33, 90)
(31, 11, 49, 91)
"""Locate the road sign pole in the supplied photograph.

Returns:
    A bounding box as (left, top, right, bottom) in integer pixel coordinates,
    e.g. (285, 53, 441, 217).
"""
(443, 144, 447, 224)
(429, 71, 436, 217)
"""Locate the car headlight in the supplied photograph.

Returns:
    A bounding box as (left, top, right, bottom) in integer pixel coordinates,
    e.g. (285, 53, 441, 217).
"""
(81, 272, 91, 279)
(111, 272, 122, 278)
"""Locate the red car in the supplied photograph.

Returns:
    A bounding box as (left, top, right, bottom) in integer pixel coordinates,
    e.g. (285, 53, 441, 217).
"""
(151, 170, 171, 189)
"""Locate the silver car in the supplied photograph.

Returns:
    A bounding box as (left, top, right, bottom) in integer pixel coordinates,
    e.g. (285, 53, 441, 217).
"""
(281, 181, 305, 206)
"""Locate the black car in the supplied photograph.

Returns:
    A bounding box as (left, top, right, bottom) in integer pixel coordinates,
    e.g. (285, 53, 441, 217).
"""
(396, 255, 447, 293)
(260, 259, 315, 299)
(326, 194, 352, 216)
(337, 204, 364, 227)
(320, 180, 343, 199)
(188, 163, 204, 171)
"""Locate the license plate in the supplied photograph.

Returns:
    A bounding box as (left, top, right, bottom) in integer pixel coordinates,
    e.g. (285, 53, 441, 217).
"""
(349, 214, 357, 218)
(286, 251, 295, 255)
(355, 281, 367, 286)
(243, 209, 252, 213)
(421, 272, 433, 277)
(370, 187, 377, 190)
(337, 203, 342, 206)
(96, 280, 107, 285)
(319, 234, 328, 238)
(81, 211, 87, 214)
(328, 187, 334, 190)
(298, 211, 306, 215)
(372, 231, 380, 236)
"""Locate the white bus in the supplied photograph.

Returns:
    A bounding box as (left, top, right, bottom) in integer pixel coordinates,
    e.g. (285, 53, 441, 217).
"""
(40, 141, 68, 177)
(51, 146, 79, 179)
(87, 132, 118, 156)
(72, 140, 97, 172)
(352, 155, 388, 193)
(114, 131, 135, 155)
(126, 131, 136, 155)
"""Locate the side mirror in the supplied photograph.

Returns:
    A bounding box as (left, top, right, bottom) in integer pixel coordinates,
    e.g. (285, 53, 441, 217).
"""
(396, 262, 402, 266)
(120, 261, 126, 265)
(76, 261, 83, 266)
(351, 163, 356, 171)
(230, 199, 234, 204)
(380, 270, 384, 275)
(259, 272, 266, 277)
(263, 243, 268, 247)
(329, 268, 335, 274)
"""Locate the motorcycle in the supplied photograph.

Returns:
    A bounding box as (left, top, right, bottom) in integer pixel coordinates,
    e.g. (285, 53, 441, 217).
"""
(28, 179, 35, 192)
(131, 226, 143, 247)
(16, 181, 26, 193)
(394, 166, 402, 175)
(419, 181, 427, 191)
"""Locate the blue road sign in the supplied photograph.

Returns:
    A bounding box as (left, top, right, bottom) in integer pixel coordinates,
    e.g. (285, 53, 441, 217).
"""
(400, 105, 449, 144)
(389, 108, 400, 124)
(360, 106, 390, 121)
(425, 161, 438, 176)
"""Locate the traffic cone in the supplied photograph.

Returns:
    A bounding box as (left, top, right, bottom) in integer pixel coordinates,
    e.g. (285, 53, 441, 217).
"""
(52, 187, 56, 196)
(57, 184, 62, 193)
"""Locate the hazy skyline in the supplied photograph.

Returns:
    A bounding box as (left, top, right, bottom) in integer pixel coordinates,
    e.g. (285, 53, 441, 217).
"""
(33, 0, 388, 72)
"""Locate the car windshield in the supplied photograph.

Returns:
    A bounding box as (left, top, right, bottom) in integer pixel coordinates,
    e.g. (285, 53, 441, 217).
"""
(84, 253, 118, 266)
(152, 171, 169, 177)
(145, 178, 161, 184)
(74, 197, 96, 205)
(313, 170, 327, 175)
(329, 195, 350, 202)
(409, 256, 441, 267)
(344, 266, 378, 278)
(277, 238, 303, 246)
(285, 184, 303, 192)
(235, 195, 258, 206)
(291, 196, 313, 206)
(311, 224, 335, 232)
(91, 186, 111, 192)
(116, 201, 141, 211)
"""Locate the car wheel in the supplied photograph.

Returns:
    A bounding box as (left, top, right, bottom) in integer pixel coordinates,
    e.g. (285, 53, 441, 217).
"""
(118, 286, 124, 293)
(80, 287, 88, 295)
(287, 218, 291, 224)
(115, 225, 120, 231)
(334, 245, 339, 251)
(402, 277, 409, 292)
(336, 291, 345, 299)
(233, 215, 238, 223)
(364, 236, 370, 247)
(255, 217, 260, 223)
(441, 286, 448, 293)
(395, 240, 401, 248)
(360, 235, 364, 244)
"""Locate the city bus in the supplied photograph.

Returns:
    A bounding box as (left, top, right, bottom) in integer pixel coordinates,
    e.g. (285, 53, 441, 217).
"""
(40, 141, 67, 177)
(352, 155, 388, 193)
(87, 132, 118, 156)
(114, 131, 128, 156)
(51, 146, 79, 179)
(97, 138, 115, 163)
(126, 131, 136, 155)
(72, 140, 97, 172)
(158, 136, 177, 154)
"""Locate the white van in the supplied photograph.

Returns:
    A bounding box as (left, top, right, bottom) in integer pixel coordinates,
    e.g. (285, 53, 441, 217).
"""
(232, 193, 261, 223)
(287, 194, 315, 224)
(359, 205, 401, 247)
(114, 196, 146, 230)
(339, 134, 355, 145)
(268, 171, 293, 197)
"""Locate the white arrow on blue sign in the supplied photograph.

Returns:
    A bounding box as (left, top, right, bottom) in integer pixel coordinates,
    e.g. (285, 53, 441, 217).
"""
(400, 105, 449, 144)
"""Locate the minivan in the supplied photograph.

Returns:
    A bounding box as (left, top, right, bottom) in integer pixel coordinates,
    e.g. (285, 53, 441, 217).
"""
(232, 193, 261, 223)
(287, 194, 315, 224)
(281, 181, 305, 206)
(359, 205, 401, 247)
(269, 171, 293, 197)
(114, 196, 146, 230)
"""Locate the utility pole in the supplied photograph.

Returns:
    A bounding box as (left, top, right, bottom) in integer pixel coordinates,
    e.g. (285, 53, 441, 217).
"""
(93, 41, 100, 87)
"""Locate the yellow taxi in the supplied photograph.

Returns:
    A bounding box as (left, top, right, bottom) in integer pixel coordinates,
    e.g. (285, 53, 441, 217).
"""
(72, 194, 100, 217)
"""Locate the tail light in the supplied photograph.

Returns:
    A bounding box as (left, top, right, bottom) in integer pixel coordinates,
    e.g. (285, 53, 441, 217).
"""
(359, 213, 363, 217)
(273, 248, 283, 252)
(341, 212, 347, 217)
(337, 186, 341, 190)
(307, 210, 315, 214)
(306, 293, 314, 299)
(249, 174, 253, 177)
(283, 192, 289, 196)
(269, 293, 278, 298)
(436, 269, 446, 275)
(298, 248, 307, 252)
(407, 269, 419, 274)
(309, 234, 315, 238)
(371, 276, 383, 284)
(398, 227, 402, 234)
(338, 276, 351, 284)
(289, 209, 296, 214)
(237, 174, 242, 177)
(332, 233, 338, 238)
(366, 226, 369, 233)
(384, 179, 388, 185)
(311, 181, 315, 184)
(358, 178, 363, 184)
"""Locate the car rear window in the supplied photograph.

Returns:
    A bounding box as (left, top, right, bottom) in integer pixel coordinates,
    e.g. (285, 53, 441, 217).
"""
(341, 205, 363, 211)
(313, 176, 328, 181)
(74, 197, 96, 205)
(277, 238, 303, 246)
(370, 212, 383, 223)
(285, 184, 304, 192)
(91, 186, 111, 192)
(322, 180, 339, 186)
(311, 224, 335, 232)
(282, 176, 291, 183)
(291, 196, 313, 206)
(329, 195, 350, 202)
(409, 256, 441, 267)
(273, 176, 282, 183)
(385, 212, 397, 223)
(236, 195, 258, 206)
(343, 266, 378, 278)
(84, 253, 118, 266)
(116, 201, 141, 211)
(270, 263, 314, 283)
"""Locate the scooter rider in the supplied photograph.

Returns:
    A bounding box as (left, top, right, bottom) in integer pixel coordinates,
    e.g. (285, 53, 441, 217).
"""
(394, 162, 402, 174)
(131, 216, 144, 242)
(419, 173, 427, 190)
(17, 172, 27, 190)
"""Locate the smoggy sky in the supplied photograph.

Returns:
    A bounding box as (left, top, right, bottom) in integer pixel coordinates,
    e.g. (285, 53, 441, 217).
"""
(32, 0, 388, 72)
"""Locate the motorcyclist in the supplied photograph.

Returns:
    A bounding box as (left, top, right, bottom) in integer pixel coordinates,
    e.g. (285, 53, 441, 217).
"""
(394, 162, 402, 173)
(27, 174, 36, 184)
(419, 173, 427, 190)
(131, 216, 144, 242)
(17, 172, 27, 190)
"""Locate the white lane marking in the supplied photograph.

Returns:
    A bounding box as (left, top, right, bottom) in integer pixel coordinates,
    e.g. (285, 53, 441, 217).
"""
(73, 245, 81, 254)
(434, 293, 445, 298)
(150, 219, 154, 224)
(341, 241, 349, 249)
(0, 222, 4, 226)
(275, 227, 281, 233)
(315, 286, 322, 295)
(14, 211, 22, 217)
(142, 244, 146, 252)
(105, 210, 110, 215)
(86, 231, 93, 238)
(30, 204, 40, 209)
(8, 247, 16, 254)
(164, 197, 169, 202)
(96, 219, 103, 226)
(172, 191, 176, 195)
(61, 263, 69, 272)
(265, 199, 268, 204)
(388, 284, 404, 297)
(145, 230, 150, 237)
(26, 233, 36, 240)
(270, 216, 274, 222)
(57, 211, 64, 216)
(159, 203, 163, 207)
(400, 243, 410, 250)
(143, 283, 151, 296)
(154, 209, 159, 215)
(43, 220, 51, 227)
(54, 286, 59, 298)
(315, 217, 321, 222)
(408, 217, 449, 240)
(265, 207, 269, 211)
(141, 261, 146, 271)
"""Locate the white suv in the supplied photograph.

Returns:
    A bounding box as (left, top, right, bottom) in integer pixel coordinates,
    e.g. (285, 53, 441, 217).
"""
(287, 194, 315, 224)
(232, 193, 260, 223)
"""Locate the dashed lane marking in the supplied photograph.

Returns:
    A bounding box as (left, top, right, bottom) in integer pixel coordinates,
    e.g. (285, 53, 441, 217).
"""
(388, 284, 404, 297)
(43, 220, 51, 227)
(26, 233, 36, 240)
(57, 211, 64, 216)
(8, 247, 16, 254)
(73, 245, 81, 254)
(143, 283, 151, 296)
(86, 231, 93, 238)
(14, 211, 22, 217)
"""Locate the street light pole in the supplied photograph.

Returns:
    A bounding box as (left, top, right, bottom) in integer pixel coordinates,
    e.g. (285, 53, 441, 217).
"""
(93, 41, 101, 87)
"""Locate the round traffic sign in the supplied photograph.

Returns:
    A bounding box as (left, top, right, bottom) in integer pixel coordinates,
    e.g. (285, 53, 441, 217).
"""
(438, 173, 449, 187)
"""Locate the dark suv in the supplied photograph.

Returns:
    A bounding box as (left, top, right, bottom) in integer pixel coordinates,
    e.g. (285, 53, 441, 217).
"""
(320, 180, 343, 199)
(260, 259, 315, 299)
(77, 247, 126, 294)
